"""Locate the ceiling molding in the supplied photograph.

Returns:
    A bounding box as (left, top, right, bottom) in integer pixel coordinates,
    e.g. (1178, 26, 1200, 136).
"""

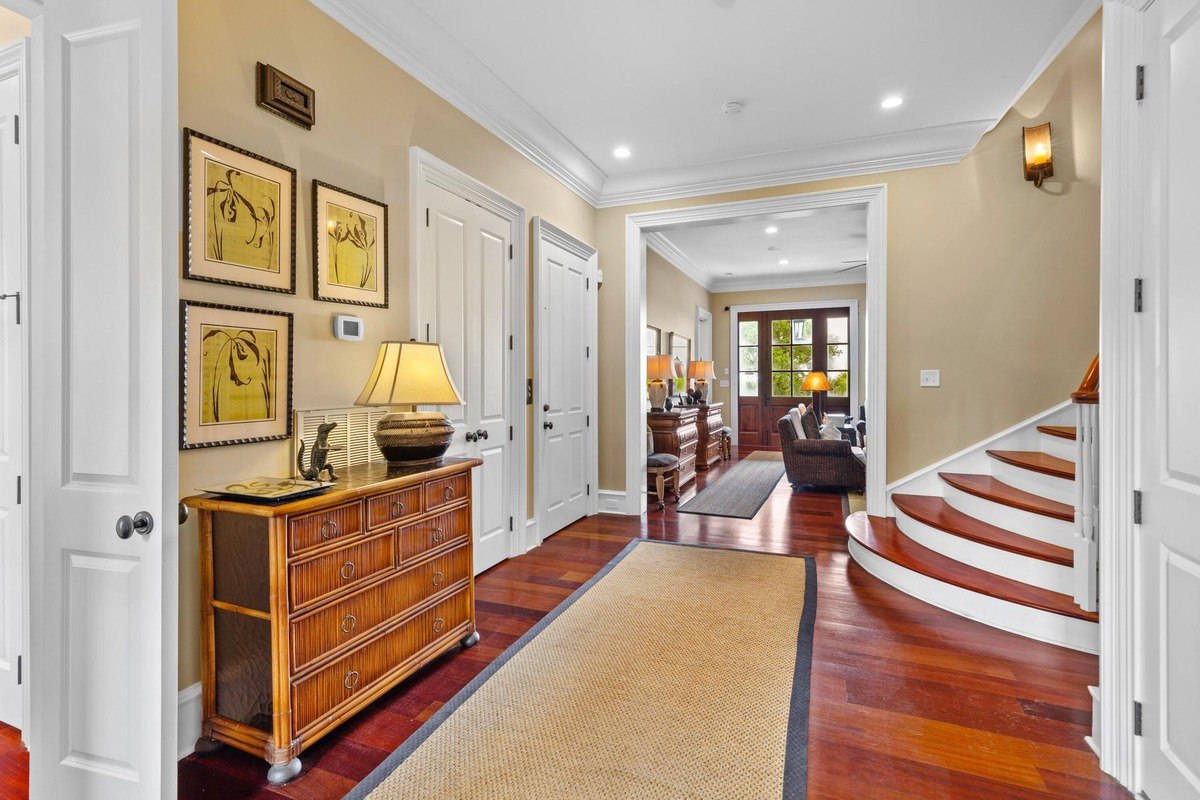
(709, 269, 866, 294)
(645, 232, 714, 292)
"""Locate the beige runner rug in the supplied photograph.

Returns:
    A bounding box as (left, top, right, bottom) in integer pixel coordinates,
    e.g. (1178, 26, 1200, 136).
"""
(346, 540, 816, 800)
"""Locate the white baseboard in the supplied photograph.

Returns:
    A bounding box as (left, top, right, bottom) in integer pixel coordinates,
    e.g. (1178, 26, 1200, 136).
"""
(596, 490, 630, 515)
(525, 517, 539, 551)
(177, 682, 202, 760)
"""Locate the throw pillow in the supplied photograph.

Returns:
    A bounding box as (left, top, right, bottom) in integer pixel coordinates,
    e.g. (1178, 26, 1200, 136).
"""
(800, 409, 821, 440)
(788, 408, 805, 438)
(819, 422, 841, 441)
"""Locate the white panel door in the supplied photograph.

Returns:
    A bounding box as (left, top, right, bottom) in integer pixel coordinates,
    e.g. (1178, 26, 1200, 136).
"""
(0, 43, 23, 730)
(535, 225, 593, 538)
(1140, 1, 1200, 797)
(31, 1, 177, 798)
(423, 184, 512, 575)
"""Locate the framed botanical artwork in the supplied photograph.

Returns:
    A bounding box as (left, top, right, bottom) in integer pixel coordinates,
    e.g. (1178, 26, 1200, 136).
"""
(312, 180, 388, 308)
(184, 128, 296, 293)
(180, 301, 294, 449)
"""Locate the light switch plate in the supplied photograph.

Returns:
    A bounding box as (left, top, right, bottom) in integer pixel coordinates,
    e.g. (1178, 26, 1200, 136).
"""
(719, 380, 730, 388)
(920, 369, 941, 388)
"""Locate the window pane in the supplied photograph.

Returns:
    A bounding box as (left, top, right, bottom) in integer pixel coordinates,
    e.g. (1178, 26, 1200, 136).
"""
(771, 319, 791, 345)
(771, 372, 792, 397)
(739, 346, 758, 371)
(795, 371, 809, 394)
(827, 317, 849, 344)
(792, 345, 813, 371)
(827, 343, 848, 370)
(792, 319, 813, 344)
(738, 320, 758, 346)
(771, 346, 791, 371)
(828, 371, 849, 397)
(739, 373, 758, 397)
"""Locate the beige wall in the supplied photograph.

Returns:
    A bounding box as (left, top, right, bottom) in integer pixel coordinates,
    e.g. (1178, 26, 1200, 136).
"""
(709, 284, 868, 412)
(596, 12, 1101, 492)
(645, 249, 713, 360)
(0, 7, 28, 50)
(177, 0, 594, 687)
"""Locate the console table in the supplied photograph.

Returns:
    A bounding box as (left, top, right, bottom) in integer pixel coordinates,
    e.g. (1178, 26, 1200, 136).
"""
(183, 457, 481, 785)
(648, 407, 699, 491)
(695, 402, 725, 471)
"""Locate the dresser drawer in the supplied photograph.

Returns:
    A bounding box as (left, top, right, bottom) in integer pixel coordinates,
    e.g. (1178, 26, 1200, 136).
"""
(424, 474, 468, 512)
(288, 532, 396, 612)
(366, 486, 422, 531)
(398, 505, 470, 562)
(290, 588, 471, 736)
(289, 543, 471, 672)
(288, 502, 363, 556)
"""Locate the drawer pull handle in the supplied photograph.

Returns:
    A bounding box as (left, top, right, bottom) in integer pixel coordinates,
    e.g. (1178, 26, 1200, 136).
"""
(390, 500, 405, 518)
(344, 669, 360, 690)
(432, 570, 444, 587)
(320, 519, 339, 540)
(443, 486, 454, 501)
(341, 614, 357, 634)
(433, 617, 445, 633)
(432, 526, 444, 544)
(340, 561, 356, 581)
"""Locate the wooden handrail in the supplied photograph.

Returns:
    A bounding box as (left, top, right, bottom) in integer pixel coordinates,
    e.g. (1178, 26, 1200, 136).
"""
(1071, 354, 1099, 404)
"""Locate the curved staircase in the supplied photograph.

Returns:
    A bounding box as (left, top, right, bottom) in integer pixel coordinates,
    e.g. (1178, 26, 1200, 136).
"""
(845, 360, 1102, 653)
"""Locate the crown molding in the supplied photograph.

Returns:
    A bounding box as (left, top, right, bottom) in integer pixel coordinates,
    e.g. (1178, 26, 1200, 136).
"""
(644, 232, 714, 292)
(709, 269, 866, 294)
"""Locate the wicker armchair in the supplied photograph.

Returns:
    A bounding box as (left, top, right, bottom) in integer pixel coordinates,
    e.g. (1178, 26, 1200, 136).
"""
(778, 416, 866, 491)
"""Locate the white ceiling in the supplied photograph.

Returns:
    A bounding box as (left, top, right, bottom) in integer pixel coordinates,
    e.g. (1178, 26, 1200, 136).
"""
(649, 205, 867, 292)
(314, 0, 1099, 206)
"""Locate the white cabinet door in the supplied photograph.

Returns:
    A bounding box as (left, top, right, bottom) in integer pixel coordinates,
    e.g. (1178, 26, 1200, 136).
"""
(535, 221, 594, 539)
(1140, 1, 1200, 797)
(30, 1, 177, 797)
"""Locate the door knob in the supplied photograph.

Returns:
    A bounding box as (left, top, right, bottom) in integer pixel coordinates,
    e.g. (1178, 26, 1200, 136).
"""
(116, 511, 154, 540)
(543, 421, 554, 430)
(543, 403, 550, 412)
(476, 429, 488, 440)
(465, 431, 477, 442)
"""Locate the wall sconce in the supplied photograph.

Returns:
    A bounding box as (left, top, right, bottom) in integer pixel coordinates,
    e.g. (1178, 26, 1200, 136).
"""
(1022, 122, 1053, 187)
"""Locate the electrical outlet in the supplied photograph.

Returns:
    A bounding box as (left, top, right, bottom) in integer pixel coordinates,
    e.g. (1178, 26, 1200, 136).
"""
(920, 370, 941, 388)
(719, 380, 730, 388)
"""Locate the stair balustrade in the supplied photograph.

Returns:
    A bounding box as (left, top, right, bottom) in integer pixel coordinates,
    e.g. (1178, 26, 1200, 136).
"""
(1071, 355, 1099, 612)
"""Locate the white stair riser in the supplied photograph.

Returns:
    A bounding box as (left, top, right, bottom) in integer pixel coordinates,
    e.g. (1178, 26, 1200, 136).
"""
(989, 459, 1075, 506)
(848, 538, 1099, 653)
(942, 483, 1075, 549)
(894, 509, 1073, 594)
(1038, 431, 1077, 462)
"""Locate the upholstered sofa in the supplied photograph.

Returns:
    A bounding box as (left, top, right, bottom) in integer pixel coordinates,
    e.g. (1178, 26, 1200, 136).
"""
(778, 415, 866, 491)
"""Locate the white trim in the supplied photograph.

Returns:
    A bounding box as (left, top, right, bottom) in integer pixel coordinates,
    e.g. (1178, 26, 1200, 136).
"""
(627, 185, 887, 516)
(409, 146, 528, 562)
(694, 306, 712, 362)
(711, 270, 866, 294)
(176, 683, 202, 760)
(725, 298, 860, 454)
(524, 517, 538, 552)
(644, 231, 713, 291)
(531, 216, 599, 544)
(596, 490, 629, 515)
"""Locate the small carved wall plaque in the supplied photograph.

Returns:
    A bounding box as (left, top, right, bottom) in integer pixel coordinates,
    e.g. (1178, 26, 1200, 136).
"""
(256, 62, 315, 130)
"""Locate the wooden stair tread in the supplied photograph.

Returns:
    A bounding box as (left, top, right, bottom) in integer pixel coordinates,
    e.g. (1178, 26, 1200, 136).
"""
(891, 494, 1072, 566)
(1037, 425, 1076, 441)
(987, 450, 1075, 481)
(846, 513, 1098, 623)
(939, 473, 1074, 522)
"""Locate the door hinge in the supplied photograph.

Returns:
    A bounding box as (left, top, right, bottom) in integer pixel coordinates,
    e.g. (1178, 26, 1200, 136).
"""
(1133, 489, 1143, 524)
(508, 516, 513, 532)
(586, 346, 590, 358)
(1134, 700, 1143, 735)
(509, 334, 513, 350)
(12, 114, 17, 145)
(509, 425, 513, 441)
(586, 415, 590, 427)
(1134, 278, 1144, 312)
(425, 207, 430, 227)
(509, 244, 513, 260)
(425, 323, 431, 342)
(586, 277, 590, 290)
(1136, 65, 1145, 101)
(0, 291, 20, 324)
(14, 476, 19, 505)
(15, 655, 20, 685)
(587, 483, 591, 496)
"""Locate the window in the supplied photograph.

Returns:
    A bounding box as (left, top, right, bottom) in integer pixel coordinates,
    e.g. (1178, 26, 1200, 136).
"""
(738, 320, 759, 397)
(736, 307, 852, 412)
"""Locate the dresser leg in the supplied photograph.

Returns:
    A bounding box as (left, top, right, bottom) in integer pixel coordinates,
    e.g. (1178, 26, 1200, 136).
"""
(460, 630, 480, 648)
(193, 736, 223, 755)
(266, 758, 302, 786)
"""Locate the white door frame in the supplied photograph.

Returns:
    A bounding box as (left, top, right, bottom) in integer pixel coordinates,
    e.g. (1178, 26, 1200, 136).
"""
(624, 184, 887, 516)
(694, 306, 712, 361)
(725, 298, 861, 444)
(409, 147, 527, 561)
(531, 217, 598, 547)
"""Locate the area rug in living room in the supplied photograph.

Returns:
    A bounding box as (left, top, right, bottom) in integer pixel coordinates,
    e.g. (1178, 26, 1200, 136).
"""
(676, 450, 786, 519)
(347, 540, 817, 800)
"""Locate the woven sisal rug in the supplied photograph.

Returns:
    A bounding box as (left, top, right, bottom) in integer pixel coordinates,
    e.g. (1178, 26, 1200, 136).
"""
(676, 450, 786, 519)
(346, 540, 817, 800)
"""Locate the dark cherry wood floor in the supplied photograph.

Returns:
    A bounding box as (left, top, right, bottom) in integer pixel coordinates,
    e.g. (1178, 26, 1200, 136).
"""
(0, 449, 1131, 799)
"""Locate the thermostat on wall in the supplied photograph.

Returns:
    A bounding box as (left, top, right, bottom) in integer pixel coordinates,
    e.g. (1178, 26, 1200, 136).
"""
(333, 314, 364, 341)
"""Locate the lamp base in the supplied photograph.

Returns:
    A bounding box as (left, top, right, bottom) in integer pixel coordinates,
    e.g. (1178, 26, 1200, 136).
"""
(696, 379, 711, 404)
(375, 412, 453, 467)
(648, 380, 668, 412)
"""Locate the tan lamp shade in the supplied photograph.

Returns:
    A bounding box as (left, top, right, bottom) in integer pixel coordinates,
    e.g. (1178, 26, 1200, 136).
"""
(647, 354, 675, 382)
(355, 341, 465, 407)
(800, 371, 831, 393)
(687, 360, 715, 380)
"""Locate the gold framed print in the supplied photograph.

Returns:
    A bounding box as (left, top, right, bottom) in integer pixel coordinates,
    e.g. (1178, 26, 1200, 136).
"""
(312, 179, 388, 308)
(181, 301, 294, 449)
(184, 129, 296, 293)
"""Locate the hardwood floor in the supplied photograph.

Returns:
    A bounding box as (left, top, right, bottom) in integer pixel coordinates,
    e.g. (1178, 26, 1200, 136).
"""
(0, 724, 24, 800)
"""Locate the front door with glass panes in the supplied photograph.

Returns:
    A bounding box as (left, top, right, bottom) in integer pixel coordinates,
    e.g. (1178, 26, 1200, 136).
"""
(736, 307, 851, 447)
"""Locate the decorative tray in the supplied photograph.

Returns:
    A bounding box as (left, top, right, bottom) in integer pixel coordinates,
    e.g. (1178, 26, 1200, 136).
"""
(196, 477, 335, 503)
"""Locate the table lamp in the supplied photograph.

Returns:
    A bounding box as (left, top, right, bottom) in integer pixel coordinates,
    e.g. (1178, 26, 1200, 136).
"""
(355, 341, 465, 466)
(688, 360, 715, 403)
(647, 354, 674, 411)
(800, 371, 831, 422)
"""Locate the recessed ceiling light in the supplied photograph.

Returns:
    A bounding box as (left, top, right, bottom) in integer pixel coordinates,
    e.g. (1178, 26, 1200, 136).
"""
(778, 259, 790, 266)
(725, 271, 734, 277)
(768, 245, 782, 251)
(881, 95, 904, 109)
(613, 145, 631, 159)
(765, 225, 778, 234)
